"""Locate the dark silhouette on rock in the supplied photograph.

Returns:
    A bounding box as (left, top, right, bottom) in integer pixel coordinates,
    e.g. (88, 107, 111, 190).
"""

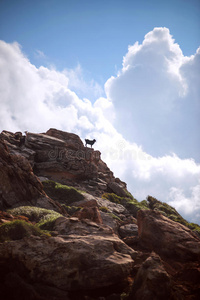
(85, 138, 96, 147)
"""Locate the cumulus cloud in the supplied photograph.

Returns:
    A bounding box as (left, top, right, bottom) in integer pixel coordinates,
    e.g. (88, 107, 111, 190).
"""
(100, 138, 200, 223)
(105, 27, 200, 161)
(63, 64, 104, 101)
(0, 29, 200, 224)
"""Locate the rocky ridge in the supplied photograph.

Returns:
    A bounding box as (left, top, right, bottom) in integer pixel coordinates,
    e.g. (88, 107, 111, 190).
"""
(0, 128, 200, 300)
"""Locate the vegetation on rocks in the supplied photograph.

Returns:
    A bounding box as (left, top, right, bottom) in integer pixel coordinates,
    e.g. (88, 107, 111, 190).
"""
(42, 180, 85, 204)
(8, 206, 61, 231)
(99, 206, 110, 213)
(102, 193, 200, 235)
(0, 220, 49, 242)
(147, 195, 200, 234)
(61, 205, 81, 215)
(102, 192, 149, 218)
(102, 192, 123, 204)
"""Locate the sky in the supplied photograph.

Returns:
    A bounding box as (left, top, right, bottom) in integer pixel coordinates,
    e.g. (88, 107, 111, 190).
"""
(0, 0, 200, 224)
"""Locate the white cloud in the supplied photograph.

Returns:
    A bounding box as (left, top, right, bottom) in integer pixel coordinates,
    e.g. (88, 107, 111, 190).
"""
(63, 64, 104, 101)
(0, 30, 200, 224)
(34, 49, 46, 59)
(105, 27, 200, 161)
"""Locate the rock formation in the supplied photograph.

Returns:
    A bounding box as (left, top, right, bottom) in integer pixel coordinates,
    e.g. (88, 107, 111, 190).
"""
(0, 128, 200, 300)
(0, 128, 127, 197)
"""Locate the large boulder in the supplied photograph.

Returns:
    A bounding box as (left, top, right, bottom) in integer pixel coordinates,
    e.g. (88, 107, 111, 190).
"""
(107, 182, 127, 197)
(137, 209, 200, 261)
(45, 128, 84, 150)
(0, 216, 136, 297)
(128, 252, 174, 300)
(0, 139, 63, 213)
(119, 224, 138, 239)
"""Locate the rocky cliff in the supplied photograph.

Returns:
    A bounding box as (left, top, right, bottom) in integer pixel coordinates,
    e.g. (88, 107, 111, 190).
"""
(0, 129, 200, 300)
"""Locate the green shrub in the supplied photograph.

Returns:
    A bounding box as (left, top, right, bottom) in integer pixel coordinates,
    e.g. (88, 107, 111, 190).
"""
(42, 180, 84, 204)
(102, 193, 149, 218)
(188, 222, 200, 233)
(8, 206, 61, 231)
(0, 220, 49, 242)
(99, 206, 110, 213)
(124, 190, 134, 199)
(8, 206, 61, 222)
(102, 193, 123, 204)
(140, 200, 148, 207)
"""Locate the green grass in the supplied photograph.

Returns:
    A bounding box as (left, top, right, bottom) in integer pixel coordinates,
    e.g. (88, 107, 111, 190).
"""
(42, 180, 85, 204)
(101, 193, 149, 218)
(0, 220, 50, 242)
(8, 206, 61, 231)
(102, 193, 123, 204)
(99, 206, 110, 213)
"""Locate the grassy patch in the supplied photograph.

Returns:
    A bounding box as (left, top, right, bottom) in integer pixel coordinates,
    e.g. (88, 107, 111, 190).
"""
(124, 190, 134, 199)
(102, 193, 123, 204)
(99, 206, 110, 213)
(42, 180, 85, 205)
(101, 193, 149, 218)
(0, 220, 49, 242)
(8, 206, 61, 231)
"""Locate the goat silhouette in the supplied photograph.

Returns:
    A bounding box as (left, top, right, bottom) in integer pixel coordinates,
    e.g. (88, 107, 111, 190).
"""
(85, 139, 96, 148)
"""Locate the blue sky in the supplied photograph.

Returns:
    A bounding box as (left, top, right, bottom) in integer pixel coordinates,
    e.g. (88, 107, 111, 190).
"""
(0, 0, 199, 85)
(0, 0, 200, 224)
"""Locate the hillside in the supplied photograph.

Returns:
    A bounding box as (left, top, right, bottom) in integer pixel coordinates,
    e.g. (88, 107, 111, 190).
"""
(0, 128, 200, 300)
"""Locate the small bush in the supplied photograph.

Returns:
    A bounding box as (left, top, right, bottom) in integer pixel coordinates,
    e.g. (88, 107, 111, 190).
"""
(99, 206, 110, 213)
(140, 200, 148, 207)
(124, 190, 134, 199)
(102, 193, 123, 204)
(8, 206, 61, 231)
(42, 180, 84, 204)
(102, 193, 149, 218)
(8, 206, 61, 222)
(0, 220, 49, 242)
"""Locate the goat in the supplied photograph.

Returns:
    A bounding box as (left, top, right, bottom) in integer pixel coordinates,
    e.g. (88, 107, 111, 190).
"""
(85, 139, 96, 148)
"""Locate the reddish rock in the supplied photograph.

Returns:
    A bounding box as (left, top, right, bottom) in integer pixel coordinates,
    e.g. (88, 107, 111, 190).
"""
(0, 217, 136, 294)
(45, 128, 84, 150)
(0, 211, 29, 224)
(72, 199, 98, 208)
(137, 209, 200, 262)
(73, 206, 103, 224)
(128, 252, 174, 300)
(0, 138, 64, 213)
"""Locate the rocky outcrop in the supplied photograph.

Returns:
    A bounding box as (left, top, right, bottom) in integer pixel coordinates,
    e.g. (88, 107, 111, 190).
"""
(0, 216, 136, 299)
(128, 252, 174, 300)
(0, 138, 64, 213)
(137, 209, 200, 261)
(0, 129, 128, 197)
